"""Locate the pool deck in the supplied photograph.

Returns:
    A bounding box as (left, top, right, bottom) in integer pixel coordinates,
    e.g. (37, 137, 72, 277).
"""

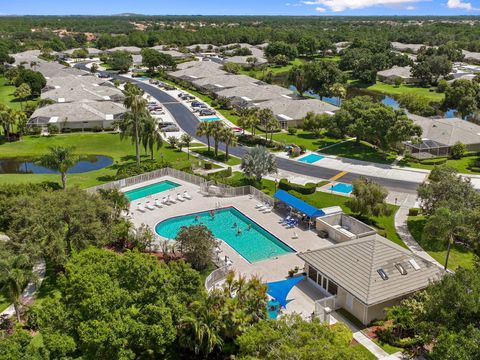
(128, 176, 332, 318)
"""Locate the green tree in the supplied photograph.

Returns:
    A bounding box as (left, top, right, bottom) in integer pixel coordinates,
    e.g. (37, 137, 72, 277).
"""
(121, 83, 147, 165)
(181, 133, 193, 159)
(241, 146, 277, 182)
(297, 36, 317, 56)
(167, 135, 178, 148)
(450, 141, 466, 159)
(108, 50, 133, 73)
(90, 62, 99, 73)
(220, 126, 237, 160)
(196, 121, 213, 151)
(0, 252, 36, 322)
(330, 82, 347, 105)
(288, 65, 307, 96)
(304, 61, 345, 99)
(443, 79, 480, 119)
(265, 41, 298, 61)
(223, 62, 241, 74)
(175, 225, 219, 270)
(210, 121, 225, 157)
(14, 69, 46, 96)
(98, 188, 130, 219)
(13, 83, 31, 110)
(38, 146, 78, 190)
(347, 177, 391, 218)
(303, 111, 330, 138)
(237, 107, 259, 135)
(141, 115, 163, 160)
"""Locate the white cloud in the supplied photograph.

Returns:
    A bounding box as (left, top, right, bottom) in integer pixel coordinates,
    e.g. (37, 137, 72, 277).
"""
(447, 0, 473, 10)
(315, 6, 326, 12)
(302, 0, 425, 12)
(406, 5, 416, 9)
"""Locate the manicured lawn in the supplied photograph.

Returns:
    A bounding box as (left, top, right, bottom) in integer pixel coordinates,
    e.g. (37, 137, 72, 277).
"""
(0, 133, 203, 188)
(225, 173, 405, 248)
(361, 81, 444, 103)
(270, 130, 342, 151)
(320, 140, 397, 165)
(0, 76, 38, 110)
(373, 339, 403, 355)
(191, 147, 241, 166)
(400, 155, 480, 175)
(407, 215, 475, 270)
(352, 343, 376, 360)
(240, 57, 306, 78)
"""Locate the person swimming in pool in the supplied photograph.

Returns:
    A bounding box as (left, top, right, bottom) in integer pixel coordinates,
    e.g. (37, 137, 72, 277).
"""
(233, 222, 237, 228)
(237, 227, 242, 235)
(247, 224, 252, 231)
(194, 215, 200, 222)
(210, 210, 215, 219)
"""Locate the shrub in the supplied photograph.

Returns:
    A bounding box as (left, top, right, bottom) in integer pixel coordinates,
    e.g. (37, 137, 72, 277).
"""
(287, 127, 297, 135)
(408, 208, 420, 216)
(204, 162, 213, 170)
(29, 125, 42, 135)
(115, 161, 170, 179)
(47, 123, 59, 135)
(450, 141, 466, 160)
(437, 79, 448, 93)
(92, 126, 103, 132)
(278, 178, 317, 195)
(419, 158, 447, 166)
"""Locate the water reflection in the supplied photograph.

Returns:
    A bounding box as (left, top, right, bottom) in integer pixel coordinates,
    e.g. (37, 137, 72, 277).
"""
(0, 155, 113, 174)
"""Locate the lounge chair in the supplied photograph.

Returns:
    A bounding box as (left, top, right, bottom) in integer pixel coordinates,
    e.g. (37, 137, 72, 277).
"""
(146, 202, 155, 211)
(280, 215, 292, 224)
(255, 203, 264, 209)
(161, 197, 169, 205)
(154, 199, 163, 208)
(286, 220, 298, 229)
(292, 232, 299, 239)
(183, 191, 192, 200)
(177, 193, 185, 202)
(137, 203, 146, 212)
(168, 195, 177, 204)
(263, 206, 273, 213)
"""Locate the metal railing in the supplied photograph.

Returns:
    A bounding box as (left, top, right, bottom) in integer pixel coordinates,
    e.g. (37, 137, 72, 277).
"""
(204, 265, 230, 292)
(86, 167, 207, 193)
(200, 182, 274, 207)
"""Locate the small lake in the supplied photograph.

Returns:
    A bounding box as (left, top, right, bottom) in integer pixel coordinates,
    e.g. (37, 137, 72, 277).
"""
(0, 155, 113, 174)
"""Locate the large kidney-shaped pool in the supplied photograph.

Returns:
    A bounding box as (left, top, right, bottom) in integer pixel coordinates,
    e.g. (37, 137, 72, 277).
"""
(155, 207, 295, 263)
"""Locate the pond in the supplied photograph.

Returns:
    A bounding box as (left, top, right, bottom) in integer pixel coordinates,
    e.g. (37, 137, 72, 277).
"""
(0, 155, 113, 174)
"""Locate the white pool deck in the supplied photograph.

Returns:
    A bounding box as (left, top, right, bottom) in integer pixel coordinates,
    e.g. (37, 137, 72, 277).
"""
(125, 176, 334, 318)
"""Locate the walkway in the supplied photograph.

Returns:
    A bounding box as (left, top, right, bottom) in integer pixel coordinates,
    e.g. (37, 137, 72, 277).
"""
(0, 258, 47, 319)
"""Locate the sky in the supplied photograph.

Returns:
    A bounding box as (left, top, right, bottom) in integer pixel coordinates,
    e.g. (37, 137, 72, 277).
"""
(1, 0, 479, 16)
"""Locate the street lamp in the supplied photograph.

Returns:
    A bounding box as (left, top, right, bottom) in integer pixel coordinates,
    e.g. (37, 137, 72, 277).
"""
(274, 178, 278, 192)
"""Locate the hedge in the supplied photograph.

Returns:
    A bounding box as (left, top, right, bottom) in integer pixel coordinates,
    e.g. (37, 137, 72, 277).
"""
(278, 178, 317, 195)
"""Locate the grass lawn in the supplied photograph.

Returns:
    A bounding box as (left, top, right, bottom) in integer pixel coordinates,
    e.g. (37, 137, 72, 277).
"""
(407, 216, 475, 270)
(240, 58, 306, 78)
(0, 133, 205, 188)
(191, 147, 241, 166)
(269, 130, 342, 151)
(353, 81, 444, 103)
(373, 339, 403, 355)
(0, 76, 38, 110)
(320, 140, 397, 165)
(400, 155, 480, 175)
(225, 173, 405, 248)
(352, 343, 377, 360)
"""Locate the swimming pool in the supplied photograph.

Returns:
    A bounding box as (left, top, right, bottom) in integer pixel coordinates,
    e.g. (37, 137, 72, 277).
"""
(124, 180, 180, 201)
(330, 183, 353, 194)
(298, 153, 325, 164)
(155, 207, 295, 263)
(200, 117, 221, 121)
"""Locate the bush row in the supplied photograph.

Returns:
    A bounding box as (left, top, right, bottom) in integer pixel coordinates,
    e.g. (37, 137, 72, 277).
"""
(278, 178, 317, 195)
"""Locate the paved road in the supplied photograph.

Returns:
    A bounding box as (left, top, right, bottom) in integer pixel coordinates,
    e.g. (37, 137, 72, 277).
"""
(71, 61, 419, 195)
(120, 76, 419, 194)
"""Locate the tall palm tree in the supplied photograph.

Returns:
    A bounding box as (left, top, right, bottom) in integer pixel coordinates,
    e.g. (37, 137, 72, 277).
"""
(0, 105, 16, 140)
(241, 146, 277, 182)
(39, 146, 78, 190)
(265, 117, 280, 143)
(0, 253, 36, 322)
(122, 84, 147, 165)
(196, 121, 213, 152)
(258, 108, 276, 141)
(181, 133, 193, 159)
(141, 116, 163, 160)
(237, 107, 259, 135)
(210, 121, 224, 157)
(220, 127, 237, 160)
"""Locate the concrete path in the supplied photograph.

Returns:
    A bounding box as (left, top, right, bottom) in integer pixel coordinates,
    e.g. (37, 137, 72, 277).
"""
(0, 258, 47, 319)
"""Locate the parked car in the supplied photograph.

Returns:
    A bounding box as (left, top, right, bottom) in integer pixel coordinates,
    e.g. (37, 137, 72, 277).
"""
(158, 121, 174, 128)
(181, 94, 195, 100)
(199, 109, 216, 116)
(148, 105, 163, 111)
(191, 101, 206, 108)
(149, 79, 159, 85)
(164, 85, 176, 91)
(150, 110, 164, 116)
(163, 125, 180, 132)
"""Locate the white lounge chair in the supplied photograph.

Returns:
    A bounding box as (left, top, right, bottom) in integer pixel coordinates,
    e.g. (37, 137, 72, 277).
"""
(137, 203, 146, 212)
(255, 203, 264, 209)
(161, 197, 169, 205)
(154, 199, 163, 208)
(263, 206, 272, 213)
(146, 202, 155, 211)
(292, 232, 299, 239)
(177, 193, 185, 202)
(183, 191, 192, 200)
(168, 195, 176, 204)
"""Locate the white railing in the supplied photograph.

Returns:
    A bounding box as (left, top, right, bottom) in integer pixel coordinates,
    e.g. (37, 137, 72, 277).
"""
(205, 265, 230, 292)
(314, 295, 338, 323)
(86, 167, 207, 193)
(200, 182, 274, 207)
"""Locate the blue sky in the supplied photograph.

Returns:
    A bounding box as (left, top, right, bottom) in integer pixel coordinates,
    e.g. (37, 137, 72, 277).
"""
(1, 0, 479, 16)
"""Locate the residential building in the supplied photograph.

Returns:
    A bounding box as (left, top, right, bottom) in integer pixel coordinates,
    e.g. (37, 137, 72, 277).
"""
(391, 42, 428, 54)
(28, 100, 125, 131)
(63, 48, 103, 57)
(405, 114, 480, 156)
(377, 66, 418, 84)
(191, 74, 257, 92)
(462, 50, 480, 64)
(106, 46, 142, 54)
(213, 84, 294, 104)
(41, 80, 124, 103)
(298, 235, 445, 325)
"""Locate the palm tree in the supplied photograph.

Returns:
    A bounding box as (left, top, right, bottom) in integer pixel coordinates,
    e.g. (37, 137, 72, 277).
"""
(0, 105, 16, 140)
(0, 253, 36, 322)
(39, 146, 78, 190)
(181, 133, 193, 159)
(167, 136, 178, 149)
(122, 84, 147, 165)
(14, 83, 31, 111)
(237, 107, 259, 135)
(90, 63, 99, 74)
(241, 146, 277, 182)
(265, 117, 280, 143)
(220, 127, 237, 160)
(210, 121, 225, 157)
(196, 121, 213, 152)
(258, 108, 276, 141)
(288, 65, 307, 97)
(141, 116, 163, 160)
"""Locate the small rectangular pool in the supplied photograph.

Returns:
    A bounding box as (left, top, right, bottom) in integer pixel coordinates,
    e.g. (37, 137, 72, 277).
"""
(298, 153, 325, 164)
(330, 183, 353, 194)
(200, 117, 221, 121)
(155, 207, 295, 263)
(124, 180, 180, 201)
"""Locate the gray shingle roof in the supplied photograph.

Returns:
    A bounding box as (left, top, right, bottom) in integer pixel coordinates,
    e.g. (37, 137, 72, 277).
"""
(462, 50, 480, 61)
(107, 46, 141, 54)
(391, 42, 429, 53)
(41, 82, 124, 103)
(215, 84, 293, 101)
(253, 97, 338, 121)
(377, 66, 413, 79)
(169, 61, 226, 80)
(298, 235, 445, 306)
(29, 100, 125, 124)
(408, 114, 480, 147)
(191, 74, 256, 90)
